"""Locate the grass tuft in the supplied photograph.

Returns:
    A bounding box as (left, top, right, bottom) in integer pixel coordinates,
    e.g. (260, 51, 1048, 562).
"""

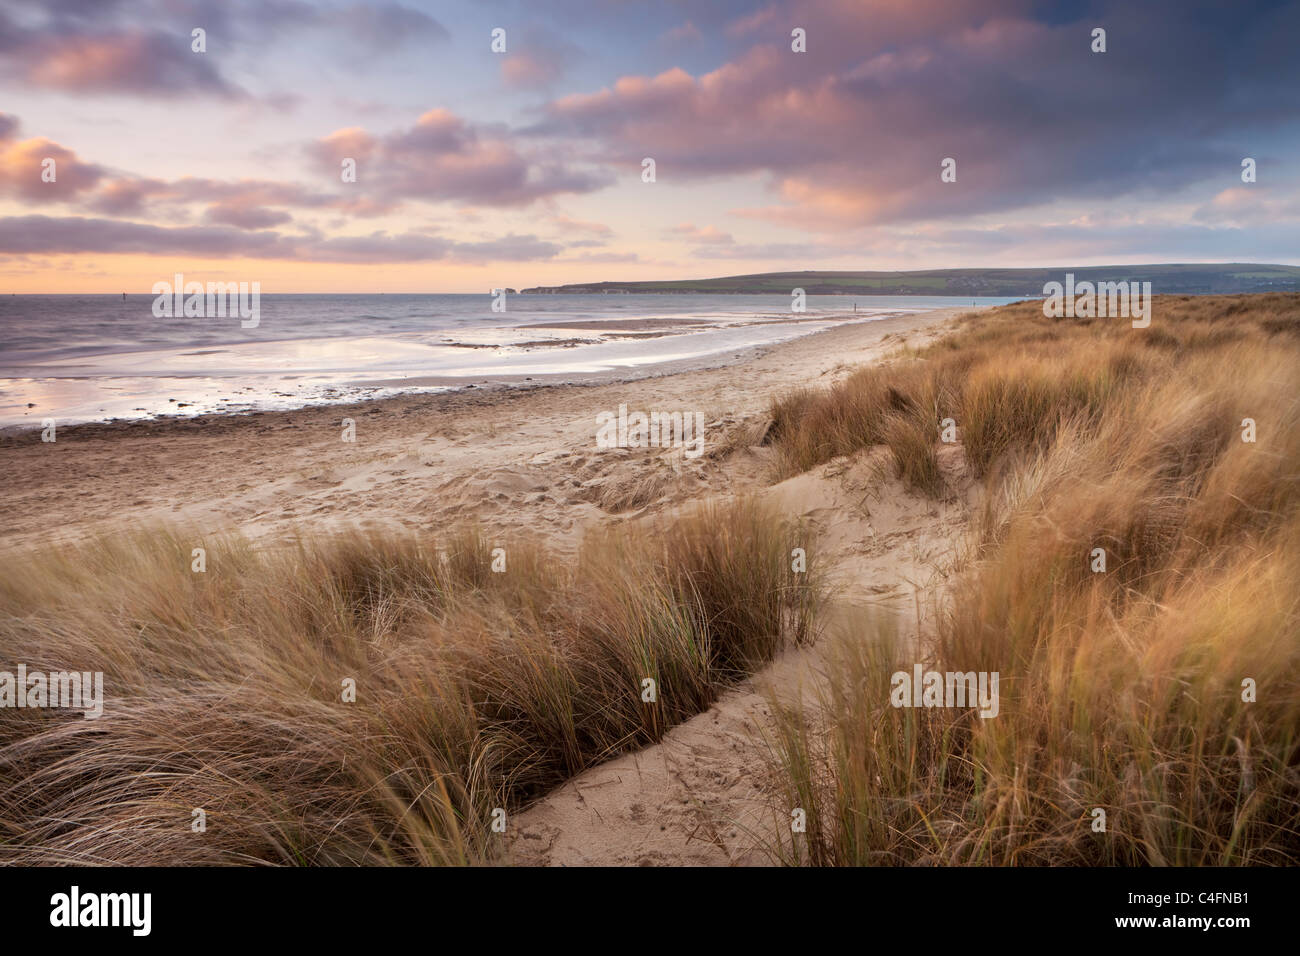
(0, 500, 822, 865)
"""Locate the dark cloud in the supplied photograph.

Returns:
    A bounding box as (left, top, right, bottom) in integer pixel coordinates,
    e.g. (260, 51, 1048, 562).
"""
(77, 175, 344, 219)
(535, 0, 1300, 230)
(334, 2, 448, 51)
(0, 0, 447, 97)
(0, 216, 291, 257)
(307, 231, 562, 263)
(2, 26, 245, 98)
(0, 215, 564, 264)
(204, 204, 295, 229)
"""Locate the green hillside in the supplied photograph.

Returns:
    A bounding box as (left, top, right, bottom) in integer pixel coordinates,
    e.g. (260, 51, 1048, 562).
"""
(522, 264, 1300, 296)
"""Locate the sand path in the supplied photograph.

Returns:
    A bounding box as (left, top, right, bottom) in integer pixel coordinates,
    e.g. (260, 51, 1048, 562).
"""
(506, 450, 974, 865)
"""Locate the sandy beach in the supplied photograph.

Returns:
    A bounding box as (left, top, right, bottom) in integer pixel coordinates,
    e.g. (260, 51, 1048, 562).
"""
(1, 306, 974, 555)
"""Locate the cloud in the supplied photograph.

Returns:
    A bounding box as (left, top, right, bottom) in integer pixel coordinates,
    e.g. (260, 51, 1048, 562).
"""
(0, 119, 402, 221)
(500, 25, 582, 88)
(1192, 187, 1300, 226)
(0, 216, 291, 257)
(5, 0, 1297, 276)
(1, 24, 246, 98)
(503, 52, 564, 88)
(725, 4, 781, 38)
(333, 2, 448, 51)
(0, 118, 107, 202)
(307, 231, 562, 264)
(310, 108, 609, 207)
(662, 20, 703, 47)
(0, 112, 590, 227)
(78, 173, 368, 222)
(535, 0, 1300, 231)
(0, 1, 448, 97)
(0, 215, 564, 264)
(901, 216, 1300, 265)
(204, 204, 294, 229)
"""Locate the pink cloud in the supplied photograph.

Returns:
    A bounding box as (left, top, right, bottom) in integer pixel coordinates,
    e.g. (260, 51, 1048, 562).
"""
(15, 31, 244, 98)
(311, 108, 608, 207)
(503, 52, 563, 87)
(0, 118, 106, 202)
(535, 3, 1282, 232)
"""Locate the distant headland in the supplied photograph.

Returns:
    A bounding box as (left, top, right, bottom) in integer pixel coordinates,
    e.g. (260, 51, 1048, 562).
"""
(521, 263, 1300, 296)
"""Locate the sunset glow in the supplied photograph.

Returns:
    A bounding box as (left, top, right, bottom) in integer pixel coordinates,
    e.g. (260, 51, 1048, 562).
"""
(2, 0, 1296, 292)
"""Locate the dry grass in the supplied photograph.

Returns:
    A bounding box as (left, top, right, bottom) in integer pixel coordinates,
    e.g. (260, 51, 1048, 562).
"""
(766, 294, 1300, 866)
(0, 500, 823, 865)
(769, 360, 945, 494)
(770, 293, 1300, 493)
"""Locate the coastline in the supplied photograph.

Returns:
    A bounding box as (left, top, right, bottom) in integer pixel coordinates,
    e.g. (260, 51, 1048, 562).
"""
(0, 305, 979, 554)
(0, 305, 941, 430)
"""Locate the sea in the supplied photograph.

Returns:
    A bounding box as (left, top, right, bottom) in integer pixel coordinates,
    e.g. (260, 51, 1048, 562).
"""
(0, 293, 1020, 428)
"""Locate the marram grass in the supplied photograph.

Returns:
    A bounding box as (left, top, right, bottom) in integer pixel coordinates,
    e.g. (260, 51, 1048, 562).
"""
(764, 293, 1300, 866)
(0, 500, 822, 865)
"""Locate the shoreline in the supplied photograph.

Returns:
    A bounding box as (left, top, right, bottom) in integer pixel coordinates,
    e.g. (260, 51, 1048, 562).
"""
(0, 310, 920, 432)
(0, 305, 980, 554)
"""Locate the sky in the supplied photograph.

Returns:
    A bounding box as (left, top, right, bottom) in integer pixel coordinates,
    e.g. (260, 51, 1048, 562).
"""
(1, 0, 1297, 292)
